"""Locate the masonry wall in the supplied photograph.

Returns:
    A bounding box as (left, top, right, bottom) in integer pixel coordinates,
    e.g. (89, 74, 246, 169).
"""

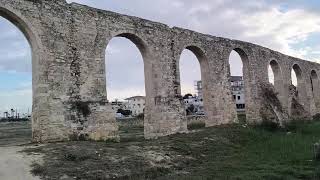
(1, 0, 320, 142)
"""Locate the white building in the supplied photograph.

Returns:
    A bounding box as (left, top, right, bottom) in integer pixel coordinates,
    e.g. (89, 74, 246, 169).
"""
(230, 76, 245, 112)
(110, 100, 124, 111)
(195, 81, 203, 99)
(124, 96, 146, 116)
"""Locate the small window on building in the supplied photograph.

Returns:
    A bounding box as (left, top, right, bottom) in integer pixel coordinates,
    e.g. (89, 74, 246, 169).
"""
(238, 96, 241, 100)
(233, 95, 236, 100)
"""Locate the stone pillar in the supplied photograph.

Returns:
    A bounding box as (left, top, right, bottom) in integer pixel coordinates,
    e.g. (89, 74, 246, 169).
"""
(144, 31, 188, 139)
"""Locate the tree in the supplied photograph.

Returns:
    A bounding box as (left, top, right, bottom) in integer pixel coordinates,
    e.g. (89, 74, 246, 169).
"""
(183, 94, 193, 99)
(186, 104, 195, 115)
(117, 109, 132, 116)
(10, 109, 15, 118)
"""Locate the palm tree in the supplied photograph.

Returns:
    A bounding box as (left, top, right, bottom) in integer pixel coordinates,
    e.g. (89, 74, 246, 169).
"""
(10, 109, 15, 118)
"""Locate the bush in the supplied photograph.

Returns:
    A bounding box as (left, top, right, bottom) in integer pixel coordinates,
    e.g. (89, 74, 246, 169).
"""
(256, 118, 311, 133)
(313, 114, 320, 121)
(314, 142, 320, 161)
(188, 122, 205, 130)
(257, 119, 280, 132)
(136, 113, 144, 119)
(283, 119, 309, 133)
(237, 114, 246, 124)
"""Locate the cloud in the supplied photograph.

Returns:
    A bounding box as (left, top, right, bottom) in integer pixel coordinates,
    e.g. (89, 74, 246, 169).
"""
(0, 0, 320, 110)
(0, 17, 31, 74)
(67, 0, 320, 59)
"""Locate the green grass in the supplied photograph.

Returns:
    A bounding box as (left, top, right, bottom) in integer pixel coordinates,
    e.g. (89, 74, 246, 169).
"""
(24, 120, 320, 180)
(168, 121, 320, 180)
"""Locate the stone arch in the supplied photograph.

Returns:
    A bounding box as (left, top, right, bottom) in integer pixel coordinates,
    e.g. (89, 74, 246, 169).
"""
(310, 70, 319, 93)
(292, 64, 303, 86)
(289, 64, 309, 118)
(177, 45, 209, 117)
(0, 7, 40, 51)
(269, 59, 283, 94)
(0, 6, 42, 141)
(310, 70, 320, 110)
(228, 47, 250, 118)
(105, 32, 153, 98)
(104, 32, 153, 138)
(228, 48, 250, 85)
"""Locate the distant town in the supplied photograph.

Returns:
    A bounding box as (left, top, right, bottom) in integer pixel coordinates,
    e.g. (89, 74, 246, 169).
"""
(0, 76, 245, 121)
(111, 76, 245, 119)
(1, 108, 31, 122)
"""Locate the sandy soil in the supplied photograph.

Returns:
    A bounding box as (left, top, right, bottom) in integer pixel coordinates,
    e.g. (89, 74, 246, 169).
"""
(0, 121, 41, 180)
(0, 146, 41, 180)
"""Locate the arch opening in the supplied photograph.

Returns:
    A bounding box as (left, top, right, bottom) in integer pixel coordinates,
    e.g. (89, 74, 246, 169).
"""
(0, 11, 35, 145)
(291, 64, 302, 87)
(179, 46, 206, 122)
(310, 70, 318, 93)
(228, 48, 249, 123)
(268, 60, 283, 93)
(289, 64, 310, 117)
(268, 65, 275, 85)
(105, 34, 150, 141)
(310, 70, 320, 110)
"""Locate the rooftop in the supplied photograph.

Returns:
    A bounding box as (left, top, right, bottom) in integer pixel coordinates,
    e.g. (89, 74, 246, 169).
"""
(125, 96, 145, 100)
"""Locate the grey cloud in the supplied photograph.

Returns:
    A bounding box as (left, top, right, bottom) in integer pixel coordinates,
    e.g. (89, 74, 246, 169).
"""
(0, 0, 319, 103)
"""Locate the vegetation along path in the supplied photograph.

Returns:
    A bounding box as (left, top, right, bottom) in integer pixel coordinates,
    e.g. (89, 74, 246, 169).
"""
(23, 119, 320, 180)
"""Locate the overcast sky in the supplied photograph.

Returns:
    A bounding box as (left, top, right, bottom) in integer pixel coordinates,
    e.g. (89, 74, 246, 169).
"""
(0, 0, 319, 114)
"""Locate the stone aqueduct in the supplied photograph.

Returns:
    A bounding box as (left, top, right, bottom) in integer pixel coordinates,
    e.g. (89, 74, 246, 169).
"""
(1, 0, 320, 142)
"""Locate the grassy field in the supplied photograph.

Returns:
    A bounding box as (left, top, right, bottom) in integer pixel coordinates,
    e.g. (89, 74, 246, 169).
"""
(18, 118, 320, 180)
(0, 121, 31, 147)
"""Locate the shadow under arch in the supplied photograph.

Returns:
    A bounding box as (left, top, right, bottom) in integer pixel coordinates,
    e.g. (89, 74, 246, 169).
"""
(310, 70, 320, 110)
(289, 64, 310, 117)
(310, 70, 318, 92)
(292, 64, 303, 86)
(177, 45, 209, 118)
(0, 6, 42, 141)
(269, 59, 284, 93)
(232, 48, 249, 66)
(114, 33, 150, 61)
(184, 46, 208, 65)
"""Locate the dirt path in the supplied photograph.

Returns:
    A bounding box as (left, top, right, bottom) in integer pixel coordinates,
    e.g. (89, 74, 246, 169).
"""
(0, 146, 41, 180)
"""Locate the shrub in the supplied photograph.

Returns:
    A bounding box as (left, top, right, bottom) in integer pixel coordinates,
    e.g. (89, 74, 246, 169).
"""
(257, 119, 280, 132)
(314, 141, 320, 161)
(313, 114, 320, 121)
(136, 113, 144, 120)
(283, 119, 309, 133)
(188, 122, 205, 130)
